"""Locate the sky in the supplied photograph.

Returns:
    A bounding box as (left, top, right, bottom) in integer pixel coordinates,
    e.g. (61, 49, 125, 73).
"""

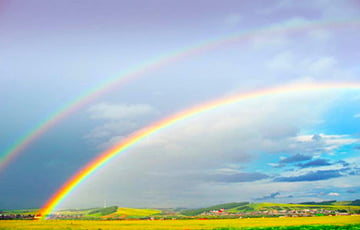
(0, 0, 360, 210)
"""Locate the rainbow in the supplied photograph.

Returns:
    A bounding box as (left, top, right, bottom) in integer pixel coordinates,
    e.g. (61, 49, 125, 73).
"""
(1, 18, 360, 172)
(40, 82, 360, 217)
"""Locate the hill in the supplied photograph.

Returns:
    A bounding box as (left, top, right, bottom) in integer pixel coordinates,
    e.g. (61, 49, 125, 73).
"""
(51, 206, 162, 219)
(2, 200, 360, 220)
(181, 202, 249, 216)
(180, 200, 360, 217)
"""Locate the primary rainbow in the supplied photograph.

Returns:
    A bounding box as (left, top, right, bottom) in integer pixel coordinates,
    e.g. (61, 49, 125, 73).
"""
(1, 18, 360, 172)
(40, 82, 360, 217)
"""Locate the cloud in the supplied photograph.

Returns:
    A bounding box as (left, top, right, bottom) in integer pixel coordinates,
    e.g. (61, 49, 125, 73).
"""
(267, 52, 338, 78)
(258, 0, 360, 20)
(354, 114, 360, 119)
(213, 172, 269, 183)
(296, 159, 332, 168)
(267, 51, 294, 71)
(86, 102, 159, 147)
(279, 154, 312, 164)
(293, 134, 359, 154)
(307, 56, 337, 74)
(88, 102, 157, 120)
(274, 169, 344, 182)
(337, 160, 350, 167)
(328, 192, 340, 196)
(251, 33, 290, 50)
(255, 192, 280, 201)
(312, 134, 322, 141)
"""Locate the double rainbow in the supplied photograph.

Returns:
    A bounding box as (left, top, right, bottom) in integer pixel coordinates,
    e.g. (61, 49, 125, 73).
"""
(1, 18, 360, 172)
(40, 82, 360, 217)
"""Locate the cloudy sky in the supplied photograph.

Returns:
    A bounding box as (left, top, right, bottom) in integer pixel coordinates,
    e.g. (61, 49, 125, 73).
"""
(0, 0, 360, 210)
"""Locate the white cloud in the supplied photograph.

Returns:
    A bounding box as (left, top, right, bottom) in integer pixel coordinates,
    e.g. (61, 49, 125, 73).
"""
(267, 51, 294, 71)
(273, 17, 311, 29)
(88, 102, 157, 120)
(266, 52, 338, 77)
(258, 0, 360, 20)
(307, 56, 337, 74)
(294, 134, 359, 153)
(251, 32, 290, 50)
(328, 192, 340, 196)
(85, 102, 159, 148)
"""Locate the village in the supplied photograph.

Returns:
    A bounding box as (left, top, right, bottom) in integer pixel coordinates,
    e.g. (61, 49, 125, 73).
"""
(202, 208, 355, 218)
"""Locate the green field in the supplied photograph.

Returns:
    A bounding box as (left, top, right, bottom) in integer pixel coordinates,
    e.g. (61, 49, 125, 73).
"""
(0, 216, 359, 229)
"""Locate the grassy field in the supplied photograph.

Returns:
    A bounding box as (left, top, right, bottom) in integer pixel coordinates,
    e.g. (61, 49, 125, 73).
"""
(0, 215, 359, 229)
(103, 207, 162, 219)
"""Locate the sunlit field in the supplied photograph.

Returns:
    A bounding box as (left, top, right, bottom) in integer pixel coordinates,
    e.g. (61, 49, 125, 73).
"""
(1, 216, 359, 229)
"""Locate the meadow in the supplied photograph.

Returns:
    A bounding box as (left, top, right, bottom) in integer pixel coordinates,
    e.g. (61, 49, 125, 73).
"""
(0, 216, 359, 230)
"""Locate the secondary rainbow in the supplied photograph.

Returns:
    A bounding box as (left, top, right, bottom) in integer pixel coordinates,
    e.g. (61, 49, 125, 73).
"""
(1, 18, 360, 172)
(40, 82, 360, 217)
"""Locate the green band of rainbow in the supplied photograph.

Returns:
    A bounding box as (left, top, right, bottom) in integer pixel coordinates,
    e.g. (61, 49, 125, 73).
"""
(1, 18, 359, 172)
(40, 82, 360, 217)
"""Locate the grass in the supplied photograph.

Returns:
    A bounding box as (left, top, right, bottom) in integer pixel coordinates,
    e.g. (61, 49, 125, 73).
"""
(104, 207, 162, 219)
(213, 225, 360, 230)
(0, 215, 359, 229)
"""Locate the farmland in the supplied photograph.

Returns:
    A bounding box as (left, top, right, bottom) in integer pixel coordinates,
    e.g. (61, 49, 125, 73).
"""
(0, 216, 359, 229)
(2, 200, 360, 220)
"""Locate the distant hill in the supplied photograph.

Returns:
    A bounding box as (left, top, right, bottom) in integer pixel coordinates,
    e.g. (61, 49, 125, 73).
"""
(2, 199, 360, 219)
(298, 199, 360, 206)
(298, 200, 337, 205)
(180, 200, 360, 216)
(350, 199, 360, 206)
(88, 206, 118, 216)
(181, 202, 249, 216)
(54, 206, 161, 219)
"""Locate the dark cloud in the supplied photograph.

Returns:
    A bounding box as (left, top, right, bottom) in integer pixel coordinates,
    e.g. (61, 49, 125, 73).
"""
(312, 134, 322, 141)
(279, 154, 312, 164)
(347, 189, 356, 193)
(274, 169, 343, 182)
(213, 172, 269, 183)
(296, 159, 332, 168)
(337, 160, 350, 167)
(255, 192, 280, 201)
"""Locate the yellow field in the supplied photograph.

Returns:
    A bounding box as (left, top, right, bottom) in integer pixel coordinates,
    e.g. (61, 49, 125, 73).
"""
(0, 216, 359, 230)
(103, 207, 162, 219)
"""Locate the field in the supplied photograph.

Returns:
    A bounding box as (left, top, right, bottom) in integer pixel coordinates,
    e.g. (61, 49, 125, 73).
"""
(0, 216, 359, 229)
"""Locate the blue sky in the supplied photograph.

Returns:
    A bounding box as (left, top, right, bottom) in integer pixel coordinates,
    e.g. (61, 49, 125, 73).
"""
(0, 0, 360, 210)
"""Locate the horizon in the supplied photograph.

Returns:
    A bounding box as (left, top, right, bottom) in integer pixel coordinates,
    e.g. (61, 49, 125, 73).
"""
(2, 198, 359, 212)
